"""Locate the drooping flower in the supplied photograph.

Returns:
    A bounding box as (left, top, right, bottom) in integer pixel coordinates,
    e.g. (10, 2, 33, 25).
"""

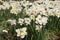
(36, 25, 42, 32)
(2, 30, 8, 33)
(7, 19, 16, 25)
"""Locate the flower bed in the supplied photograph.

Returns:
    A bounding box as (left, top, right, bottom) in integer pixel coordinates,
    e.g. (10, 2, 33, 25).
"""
(0, 0, 60, 40)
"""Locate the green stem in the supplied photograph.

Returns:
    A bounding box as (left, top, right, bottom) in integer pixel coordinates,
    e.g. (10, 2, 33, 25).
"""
(37, 31, 40, 40)
(31, 35, 33, 40)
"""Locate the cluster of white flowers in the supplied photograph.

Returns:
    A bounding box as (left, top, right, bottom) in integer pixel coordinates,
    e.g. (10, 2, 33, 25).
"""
(1, 0, 60, 39)
(10, 1, 22, 15)
(0, 1, 60, 17)
(7, 19, 16, 25)
(7, 16, 48, 25)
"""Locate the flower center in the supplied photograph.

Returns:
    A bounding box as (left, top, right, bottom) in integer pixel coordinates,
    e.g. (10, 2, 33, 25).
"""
(39, 18, 42, 20)
(31, 16, 35, 19)
(27, 20, 29, 22)
(19, 30, 24, 35)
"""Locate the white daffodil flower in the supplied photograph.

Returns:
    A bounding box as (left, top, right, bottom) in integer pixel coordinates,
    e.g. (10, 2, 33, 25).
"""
(16, 27, 27, 38)
(36, 15, 48, 25)
(31, 5, 40, 15)
(36, 25, 42, 32)
(10, 2, 22, 15)
(42, 17, 48, 25)
(3, 30, 8, 33)
(7, 19, 16, 25)
(36, 15, 42, 24)
(54, 8, 60, 18)
(18, 18, 24, 25)
(25, 8, 32, 15)
(40, 8, 46, 15)
(10, 6, 18, 15)
(56, 11, 60, 18)
(3, 2, 10, 9)
(30, 15, 35, 20)
(24, 18, 31, 25)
